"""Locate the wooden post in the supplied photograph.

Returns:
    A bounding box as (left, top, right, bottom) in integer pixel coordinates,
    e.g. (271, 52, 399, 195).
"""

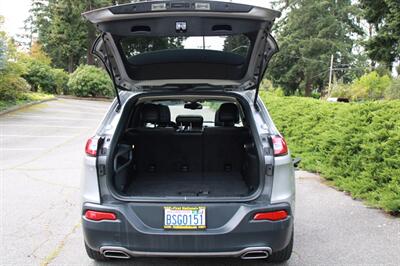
(328, 54, 334, 96)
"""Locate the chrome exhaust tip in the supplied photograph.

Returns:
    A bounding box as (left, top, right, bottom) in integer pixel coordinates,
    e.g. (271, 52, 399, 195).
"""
(102, 250, 131, 259)
(241, 249, 270, 260)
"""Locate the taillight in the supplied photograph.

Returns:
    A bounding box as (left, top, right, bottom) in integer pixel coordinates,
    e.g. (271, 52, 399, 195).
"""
(85, 210, 117, 221)
(271, 136, 288, 156)
(85, 136, 99, 157)
(253, 210, 288, 221)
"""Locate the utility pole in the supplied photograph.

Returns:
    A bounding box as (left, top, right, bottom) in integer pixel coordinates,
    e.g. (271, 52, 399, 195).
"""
(328, 54, 334, 96)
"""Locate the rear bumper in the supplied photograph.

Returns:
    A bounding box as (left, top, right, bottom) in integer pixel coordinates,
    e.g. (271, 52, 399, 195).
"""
(82, 202, 293, 257)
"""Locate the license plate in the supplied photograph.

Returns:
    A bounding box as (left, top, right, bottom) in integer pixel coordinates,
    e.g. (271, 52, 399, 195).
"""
(164, 207, 206, 230)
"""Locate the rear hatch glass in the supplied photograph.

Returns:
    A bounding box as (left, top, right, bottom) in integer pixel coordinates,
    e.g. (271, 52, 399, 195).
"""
(119, 34, 252, 80)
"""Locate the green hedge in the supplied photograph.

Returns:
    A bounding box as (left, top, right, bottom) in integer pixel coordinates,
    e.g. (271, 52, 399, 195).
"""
(68, 65, 113, 97)
(22, 60, 56, 93)
(261, 92, 400, 214)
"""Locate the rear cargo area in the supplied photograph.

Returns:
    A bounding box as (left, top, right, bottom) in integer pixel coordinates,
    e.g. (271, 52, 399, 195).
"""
(111, 100, 261, 198)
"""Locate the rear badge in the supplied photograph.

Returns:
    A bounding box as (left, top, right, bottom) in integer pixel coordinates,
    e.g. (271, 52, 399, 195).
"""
(176, 21, 187, 33)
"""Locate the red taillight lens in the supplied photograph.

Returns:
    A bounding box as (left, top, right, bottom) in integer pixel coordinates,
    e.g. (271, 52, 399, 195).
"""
(85, 136, 99, 157)
(85, 210, 117, 221)
(272, 136, 288, 156)
(253, 210, 288, 221)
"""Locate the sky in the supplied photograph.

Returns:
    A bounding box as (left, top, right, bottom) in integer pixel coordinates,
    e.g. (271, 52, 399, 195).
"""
(0, 0, 32, 38)
(0, 0, 275, 37)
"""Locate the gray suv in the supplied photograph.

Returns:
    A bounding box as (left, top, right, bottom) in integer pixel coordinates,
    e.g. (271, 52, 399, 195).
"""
(81, 0, 295, 263)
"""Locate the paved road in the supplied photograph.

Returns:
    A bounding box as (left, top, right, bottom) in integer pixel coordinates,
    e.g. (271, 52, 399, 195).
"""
(1, 99, 399, 266)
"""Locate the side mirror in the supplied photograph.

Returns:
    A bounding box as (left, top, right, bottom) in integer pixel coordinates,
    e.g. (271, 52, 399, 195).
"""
(293, 158, 301, 168)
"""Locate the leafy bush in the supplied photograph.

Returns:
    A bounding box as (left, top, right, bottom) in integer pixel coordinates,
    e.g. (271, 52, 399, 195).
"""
(0, 73, 30, 101)
(261, 79, 286, 97)
(311, 92, 321, 99)
(261, 92, 400, 214)
(330, 83, 352, 98)
(385, 78, 400, 100)
(0, 58, 31, 101)
(22, 60, 56, 93)
(350, 71, 392, 100)
(68, 65, 113, 97)
(52, 68, 69, 95)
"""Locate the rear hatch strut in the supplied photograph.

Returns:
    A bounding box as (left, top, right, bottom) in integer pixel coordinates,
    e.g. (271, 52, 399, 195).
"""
(250, 31, 279, 110)
(91, 34, 123, 111)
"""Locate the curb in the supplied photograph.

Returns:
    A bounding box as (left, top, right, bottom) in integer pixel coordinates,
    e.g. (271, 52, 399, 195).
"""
(0, 98, 57, 116)
(57, 95, 113, 102)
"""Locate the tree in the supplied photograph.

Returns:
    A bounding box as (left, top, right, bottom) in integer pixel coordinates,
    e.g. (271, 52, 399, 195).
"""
(267, 0, 365, 96)
(30, 41, 52, 65)
(359, 0, 400, 68)
(30, 0, 87, 72)
(0, 16, 6, 70)
(30, 0, 131, 72)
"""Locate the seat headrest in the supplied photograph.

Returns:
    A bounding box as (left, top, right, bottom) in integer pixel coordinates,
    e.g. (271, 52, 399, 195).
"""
(176, 115, 204, 129)
(218, 103, 239, 126)
(214, 109, 223, 127)
(141, 104, 159, 124)
(158, 105, 171, 125)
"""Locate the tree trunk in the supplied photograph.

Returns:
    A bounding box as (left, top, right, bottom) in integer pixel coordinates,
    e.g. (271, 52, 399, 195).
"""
(305, 78, 312, 97)
(68, 55, 74, 73)
(369, 23, 376, 70)
(87, 24, 96, 65)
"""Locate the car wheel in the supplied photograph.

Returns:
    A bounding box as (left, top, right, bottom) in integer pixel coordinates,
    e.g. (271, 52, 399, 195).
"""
(85, 242, 108, 262)
(267, 231, 294, 263)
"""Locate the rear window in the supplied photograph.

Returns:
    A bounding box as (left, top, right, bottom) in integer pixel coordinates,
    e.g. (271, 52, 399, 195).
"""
(119, 33, 253, 80)
(120, 34, 251, 59)
(151, 100, 243, 128)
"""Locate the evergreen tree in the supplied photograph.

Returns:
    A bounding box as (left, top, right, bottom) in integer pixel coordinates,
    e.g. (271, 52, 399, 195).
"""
(267, 0, 364, 96)
(359, 0, 400, 68)
(30, 0, 130, 72)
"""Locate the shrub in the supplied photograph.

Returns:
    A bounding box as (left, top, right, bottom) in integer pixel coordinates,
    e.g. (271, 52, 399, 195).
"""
(350, 71, 392, 101)
(330, 83, 352, 98)
(385, 78, 400, 100)
(261, 79, 286, 97)
(22, 60, 56, 93)
(68, 65, 113, 97)
(261, 92, 400, 214)
(0, 58, 31, 101)
(52, 68, 69, 95)
(0, 73, 30, 101)
(311, 91, 321, 99)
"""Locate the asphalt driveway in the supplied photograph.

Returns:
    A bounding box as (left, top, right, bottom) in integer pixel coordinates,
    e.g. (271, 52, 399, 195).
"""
(0, 99, 399, 266)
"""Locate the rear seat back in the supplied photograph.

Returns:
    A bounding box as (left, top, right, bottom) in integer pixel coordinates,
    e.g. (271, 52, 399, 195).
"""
(121, 102, 249, 178)
(172, 115, 203, 175)
(125, 104, 175, 175)
(204, 103, 250, 173)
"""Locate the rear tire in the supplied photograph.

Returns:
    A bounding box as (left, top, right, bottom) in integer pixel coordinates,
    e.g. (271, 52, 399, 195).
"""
(267, 231, 294, 263)
(84, 242, 108, 262)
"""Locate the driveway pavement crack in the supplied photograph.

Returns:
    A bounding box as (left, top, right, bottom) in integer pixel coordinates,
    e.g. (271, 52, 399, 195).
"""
(40, 222, 81, 266)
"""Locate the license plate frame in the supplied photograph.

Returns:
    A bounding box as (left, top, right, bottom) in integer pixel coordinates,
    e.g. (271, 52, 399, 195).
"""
(164, 206, 206, 230)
